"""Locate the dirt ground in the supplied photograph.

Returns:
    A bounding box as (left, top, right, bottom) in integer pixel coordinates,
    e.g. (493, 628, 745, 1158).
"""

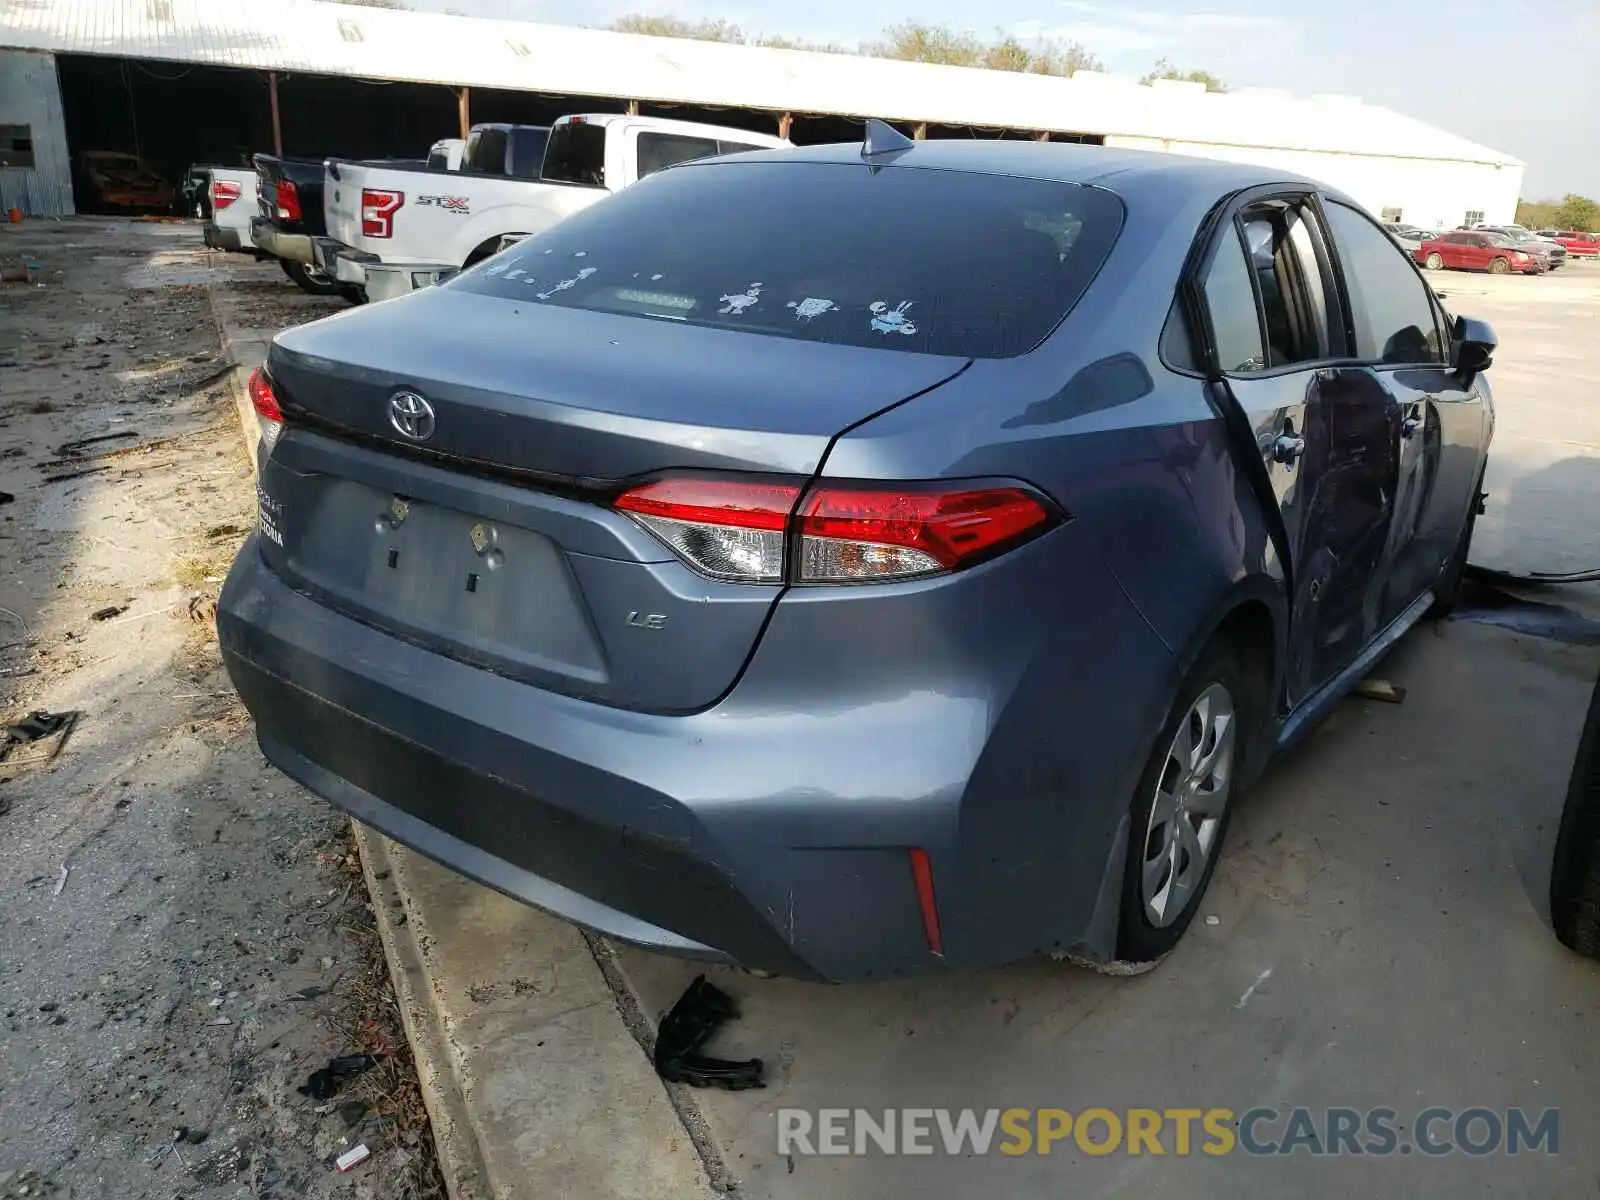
(0, 219, 442, 1199)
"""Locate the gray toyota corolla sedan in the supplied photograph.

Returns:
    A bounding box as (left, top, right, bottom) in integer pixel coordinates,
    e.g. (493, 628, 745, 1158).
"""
(219, 131, 1496, 982)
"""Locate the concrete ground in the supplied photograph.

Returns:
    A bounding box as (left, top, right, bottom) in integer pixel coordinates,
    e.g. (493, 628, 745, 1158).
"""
(193, 240, 1600, 1198)
(0, 220, 445, 1197)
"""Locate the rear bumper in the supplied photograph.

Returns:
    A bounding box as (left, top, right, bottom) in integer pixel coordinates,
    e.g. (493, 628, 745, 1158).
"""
(311, 238, 455, 300)
(251, 218, 315, 264)
(203, 222, 244, 252)
(219, 518, 1175, 981)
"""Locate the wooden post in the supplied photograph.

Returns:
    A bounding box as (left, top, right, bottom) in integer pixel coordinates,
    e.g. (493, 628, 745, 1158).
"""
(1037, 131, 1051, 142)
(268, 71, 283, 156)
(778, 112, 793, 139)
(626, 100, 640, 116)
(458, 87, 471, 139)
(913, 123, 927, 140)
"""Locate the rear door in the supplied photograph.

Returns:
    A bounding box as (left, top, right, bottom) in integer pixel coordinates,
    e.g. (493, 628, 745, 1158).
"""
(1196, 193, 1402, 707)
(1320, 199, 1486, 618)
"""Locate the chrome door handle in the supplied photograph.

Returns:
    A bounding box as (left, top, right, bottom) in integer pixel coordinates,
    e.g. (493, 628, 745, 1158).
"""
(1272, 433, 1307, 464)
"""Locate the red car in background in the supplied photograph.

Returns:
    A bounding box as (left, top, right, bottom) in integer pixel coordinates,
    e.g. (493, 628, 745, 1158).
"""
(1538, 230, 1600, 258)
(1415, 230, 1545, 275)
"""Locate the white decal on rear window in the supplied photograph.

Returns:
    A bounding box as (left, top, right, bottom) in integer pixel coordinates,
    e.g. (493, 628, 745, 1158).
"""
(483, 263, 510, 276)
(718, 282, 763, 316)
(787, 297, 837, 322)
(505, 268, 524, 280)
(574, 250, 588, 258)
(537, 267, 597, 300)
(868, 300, 917, 336)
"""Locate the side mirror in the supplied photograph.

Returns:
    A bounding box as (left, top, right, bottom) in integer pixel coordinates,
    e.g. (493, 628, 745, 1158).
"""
(1453, 314, 1497, 381)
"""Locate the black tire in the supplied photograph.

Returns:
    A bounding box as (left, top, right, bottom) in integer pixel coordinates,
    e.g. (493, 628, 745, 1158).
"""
(337, 283, 368, 306)
(1550, 675, 1600, 956)
(1115, 636, 1260, 963)
(279, 258, 342, 297)
(1489, 256, 1511, 275)
(1429, 468, 1483, 618)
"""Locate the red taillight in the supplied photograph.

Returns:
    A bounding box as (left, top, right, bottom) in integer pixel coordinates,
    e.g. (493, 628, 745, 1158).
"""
(247, 366, 283, 422)
(797, 485, 1054, 581)
(247, 366, 285, 453)
(211, 179, 242, 210)
(612, 477, 1056, 584)
(615, 478, 799, 582)
(908, 849, 944, 957)
(275, 179, 301, 222)
(361, 188, 404, 238)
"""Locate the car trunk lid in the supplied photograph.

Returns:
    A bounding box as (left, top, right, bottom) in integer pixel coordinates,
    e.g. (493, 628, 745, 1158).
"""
(256, 286, 968, 712)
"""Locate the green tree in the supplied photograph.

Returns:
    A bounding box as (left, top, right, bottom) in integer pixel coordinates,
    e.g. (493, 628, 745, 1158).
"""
(869, 21, 1101, 74)
(1554, 193, 1599, 233)
(1141, 57, 1227, 91)
(609, 14, 748, 42)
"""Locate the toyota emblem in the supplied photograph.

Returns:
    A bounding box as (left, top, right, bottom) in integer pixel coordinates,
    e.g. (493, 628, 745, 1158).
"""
(388, 391, 435, 442)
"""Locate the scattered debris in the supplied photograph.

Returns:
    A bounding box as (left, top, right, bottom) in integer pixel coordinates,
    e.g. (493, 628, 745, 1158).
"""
(56, 430, 139, 459)
(1353, 678, 1407, 704)
(187, 595, 218, 624)
(1204, 914, 1221, 926)
(90, 604, 128, 621)
(52, 864, 68, 897)
(1, 709, 79, 766)
(653, 975, 766, 1091)
(334, 1144, 371, 1173)
(0, 490, 12, 505)
(40, 465, 110, 485)
(297, 1053, 382, 1101)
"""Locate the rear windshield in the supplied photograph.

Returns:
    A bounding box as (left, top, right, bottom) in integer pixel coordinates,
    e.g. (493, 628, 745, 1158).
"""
(542, 122, 607, 187)
(453, 160, 1125, 358)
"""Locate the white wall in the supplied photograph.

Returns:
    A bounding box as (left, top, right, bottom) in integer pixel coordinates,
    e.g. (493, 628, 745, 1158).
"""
(1105, 134, 1521, 231)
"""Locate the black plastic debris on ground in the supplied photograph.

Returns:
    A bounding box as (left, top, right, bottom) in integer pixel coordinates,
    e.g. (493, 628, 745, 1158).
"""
(653, 975, 766, 1091)
(297, 1053, 381, 1101)
(0, 709, 78, 765)
(90, 604, 127, 621)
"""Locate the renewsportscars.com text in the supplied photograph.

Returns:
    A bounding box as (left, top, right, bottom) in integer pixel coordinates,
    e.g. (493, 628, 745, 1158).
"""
(777, 1106, 1559, 1158)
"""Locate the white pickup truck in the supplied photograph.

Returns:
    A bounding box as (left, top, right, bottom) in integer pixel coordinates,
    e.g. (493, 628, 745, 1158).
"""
(200, 166, 262, 255)
(313, 113, 789, 302)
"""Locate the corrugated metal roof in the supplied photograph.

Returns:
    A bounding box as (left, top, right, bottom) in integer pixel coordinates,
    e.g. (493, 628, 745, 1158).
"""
(0, 0, 1522, 167)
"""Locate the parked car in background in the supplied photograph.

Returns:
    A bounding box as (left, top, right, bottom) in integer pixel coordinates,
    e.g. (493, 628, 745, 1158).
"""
(220, 135, 1497, 982)
(1545, 230, 1600, 258)
(1383, 222, 1428, 253)
(250, 154, 353, 298)
(427, 138, 464, 171)
(1418, 230, 1545, 275)
(202, 168, 262, 255)
(72, 151, 174, 213)
(1477, 224, 1566, 268)
(313, 114, 788, 303)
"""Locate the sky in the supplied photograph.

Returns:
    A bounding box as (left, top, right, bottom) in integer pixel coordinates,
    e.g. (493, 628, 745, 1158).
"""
(406, 0, 1599, 199)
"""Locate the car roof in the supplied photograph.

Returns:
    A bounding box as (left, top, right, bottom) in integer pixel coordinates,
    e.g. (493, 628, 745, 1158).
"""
(705, 138, 1330, 199)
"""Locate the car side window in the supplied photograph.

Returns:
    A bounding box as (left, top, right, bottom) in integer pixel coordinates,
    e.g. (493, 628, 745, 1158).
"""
(1201, 229, 1265, 373)
(1324, 201, 1444, 365)
(1237, 201, 1332, 369)
(636, 133, 721, 179)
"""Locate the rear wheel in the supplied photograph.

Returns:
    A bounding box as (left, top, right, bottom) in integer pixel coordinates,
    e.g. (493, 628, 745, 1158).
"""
(1489, 256, 1511, 275)
(1115, 637, 1258, 964)
(1550, 675, 1600, 956)
(279, 258, 342, 297)
(1425, 252, 1444, 270)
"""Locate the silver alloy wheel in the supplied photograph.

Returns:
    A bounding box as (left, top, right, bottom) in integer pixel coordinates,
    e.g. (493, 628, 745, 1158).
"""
(1141, 681, 1236, 928)
(1426, 253, 1444, 270)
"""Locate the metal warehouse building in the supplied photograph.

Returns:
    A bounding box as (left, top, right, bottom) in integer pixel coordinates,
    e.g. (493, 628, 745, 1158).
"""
(0, 0, 1523, 228)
